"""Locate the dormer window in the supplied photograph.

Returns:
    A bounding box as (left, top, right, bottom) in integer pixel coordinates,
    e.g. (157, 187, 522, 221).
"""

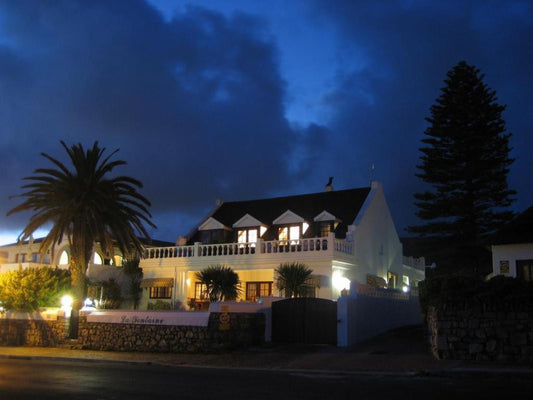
(314, 210, 340, 238)
(233, 214, 267, 245)
(198, 217, 232, 244)
(237, 228, 258, 244)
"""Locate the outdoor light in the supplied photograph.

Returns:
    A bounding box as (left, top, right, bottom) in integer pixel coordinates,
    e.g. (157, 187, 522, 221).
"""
(332, 271, 350, 291)
(61, 295, 73, 313)
(402, 285, 410, 293)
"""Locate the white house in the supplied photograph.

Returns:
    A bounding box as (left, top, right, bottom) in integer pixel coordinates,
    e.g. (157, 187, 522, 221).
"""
(139, 181, 425, 310)
(491, 206, 533, 281)
(0, 235, 172, 308)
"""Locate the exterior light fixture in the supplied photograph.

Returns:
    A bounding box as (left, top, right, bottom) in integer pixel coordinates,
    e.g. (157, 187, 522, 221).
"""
(61, 295, 73, 314)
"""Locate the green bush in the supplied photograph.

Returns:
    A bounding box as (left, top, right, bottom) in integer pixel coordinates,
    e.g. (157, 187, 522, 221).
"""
(0, 267, 71, 311)
(147, 300, 172, 310)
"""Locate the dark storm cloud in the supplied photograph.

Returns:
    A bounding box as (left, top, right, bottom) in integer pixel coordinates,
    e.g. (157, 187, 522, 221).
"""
(0, 0, 317, 239)
(305, 0, 533, 233)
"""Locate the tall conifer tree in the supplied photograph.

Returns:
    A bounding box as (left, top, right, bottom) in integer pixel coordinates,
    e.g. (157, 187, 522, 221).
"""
(409, 61, 515, 271)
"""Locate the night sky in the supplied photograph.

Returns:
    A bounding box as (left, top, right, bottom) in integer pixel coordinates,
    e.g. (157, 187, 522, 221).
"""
(1, 0, 531, 245)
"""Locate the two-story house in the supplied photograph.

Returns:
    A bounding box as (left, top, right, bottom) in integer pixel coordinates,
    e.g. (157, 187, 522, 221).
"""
(139, 181, 425, 310)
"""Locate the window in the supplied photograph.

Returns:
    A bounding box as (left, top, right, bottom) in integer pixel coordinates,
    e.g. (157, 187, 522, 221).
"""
(149, 286, 172, 299)
(516, 259, 533, 282)
(59, 250, 69, 265)
(499, 260, 510, 274)
(246, 282, 273, 302)
(195, 282, 208, 300)
(237, 228, 258, 244)
(319, 222, 332, 237)
(201, 229, 226, 244)
(93, 252, 103, 265)
(278, 225, 302, 241)
(387, 272, 399, 289)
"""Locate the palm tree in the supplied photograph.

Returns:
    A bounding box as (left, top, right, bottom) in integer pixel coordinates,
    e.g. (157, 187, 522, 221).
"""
(275, 262, 314, 298)
(195, 264, 240, 303)
(8, 141, 155, 333)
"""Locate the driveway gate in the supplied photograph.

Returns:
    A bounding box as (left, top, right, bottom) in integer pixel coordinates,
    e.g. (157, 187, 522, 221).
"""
(271, 298, 337, 345)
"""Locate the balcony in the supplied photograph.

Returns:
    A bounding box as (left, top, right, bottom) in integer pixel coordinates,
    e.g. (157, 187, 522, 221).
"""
(142, 234, 354, 267)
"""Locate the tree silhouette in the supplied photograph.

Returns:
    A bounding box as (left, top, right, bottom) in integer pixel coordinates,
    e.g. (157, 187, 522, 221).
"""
(409, 61, 515, 273)
(8, 141, 155, 333)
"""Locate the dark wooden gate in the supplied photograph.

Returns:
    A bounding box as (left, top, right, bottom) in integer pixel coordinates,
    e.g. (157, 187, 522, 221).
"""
(271, 298, 337, 345)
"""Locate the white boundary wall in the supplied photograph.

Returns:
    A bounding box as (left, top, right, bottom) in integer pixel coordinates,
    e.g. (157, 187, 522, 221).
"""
(83, 310, 210, 326)
(337, 283, 423, 347)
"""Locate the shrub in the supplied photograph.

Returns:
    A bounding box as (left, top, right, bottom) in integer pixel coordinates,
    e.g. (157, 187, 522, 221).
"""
(0, 267, 70, 311)
(419, 272, 533, 314)
(147, 300, 172, 310)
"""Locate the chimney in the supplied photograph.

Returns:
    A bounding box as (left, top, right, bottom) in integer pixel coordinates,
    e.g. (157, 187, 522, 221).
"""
(325, 177, 334, 192)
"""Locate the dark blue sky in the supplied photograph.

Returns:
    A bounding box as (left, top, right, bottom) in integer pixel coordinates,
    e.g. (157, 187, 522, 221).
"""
(1, 0, 531, 244)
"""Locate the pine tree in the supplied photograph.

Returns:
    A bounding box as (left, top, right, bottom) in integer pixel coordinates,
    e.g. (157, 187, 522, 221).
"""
(409, 61, 515, 272)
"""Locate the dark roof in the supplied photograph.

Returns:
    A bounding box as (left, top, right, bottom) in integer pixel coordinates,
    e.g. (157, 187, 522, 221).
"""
(490, 206, 533, 245)
(191, 187, 371, 241)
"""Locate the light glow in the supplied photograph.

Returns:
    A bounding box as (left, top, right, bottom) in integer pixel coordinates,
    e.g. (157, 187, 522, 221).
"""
(61, 295, 73, 313)
(332, 271, 350, 291)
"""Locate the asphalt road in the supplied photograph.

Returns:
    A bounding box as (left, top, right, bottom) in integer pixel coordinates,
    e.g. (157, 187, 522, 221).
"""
(1, 358, 532, 400)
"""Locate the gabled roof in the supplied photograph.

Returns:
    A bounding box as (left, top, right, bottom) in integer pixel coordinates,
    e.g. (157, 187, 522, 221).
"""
(194, 187, 371, 240)
(490, 206, 533, 245)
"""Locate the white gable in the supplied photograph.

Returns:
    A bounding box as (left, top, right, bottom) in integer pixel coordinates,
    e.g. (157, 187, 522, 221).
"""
(273, 210, 304, 225)
(314, 210, 340, 222)
(198, 217, 230, 231)
(232, 214, 264, 228)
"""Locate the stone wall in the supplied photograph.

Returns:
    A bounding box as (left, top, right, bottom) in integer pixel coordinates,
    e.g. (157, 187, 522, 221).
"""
(427, 305, 533, 362)
(0, 316, 69, 347)
(78, 312, 265, 353)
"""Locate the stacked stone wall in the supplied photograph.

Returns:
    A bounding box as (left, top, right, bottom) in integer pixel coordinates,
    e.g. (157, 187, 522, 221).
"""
(0, 317, 68, 346)
(427, 305, 533, 363)
(78, 312, 265, 353)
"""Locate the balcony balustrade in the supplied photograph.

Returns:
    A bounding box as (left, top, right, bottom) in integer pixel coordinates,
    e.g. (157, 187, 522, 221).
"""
(143, 235, 353, 261)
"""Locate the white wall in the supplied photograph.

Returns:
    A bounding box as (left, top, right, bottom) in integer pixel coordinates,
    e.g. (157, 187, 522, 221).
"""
(337, 290, 423, 347)
(492, 243, 533, 278)
(351, 182, 403, 284)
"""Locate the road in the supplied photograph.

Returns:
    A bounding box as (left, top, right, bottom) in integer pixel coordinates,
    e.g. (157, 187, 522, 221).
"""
(0, 358, 532, 399)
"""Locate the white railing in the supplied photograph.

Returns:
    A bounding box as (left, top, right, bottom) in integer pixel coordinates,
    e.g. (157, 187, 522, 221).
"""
(403, 256, 426, 270)
(143, 235, 353, 260)
(334, 239, 353, 255)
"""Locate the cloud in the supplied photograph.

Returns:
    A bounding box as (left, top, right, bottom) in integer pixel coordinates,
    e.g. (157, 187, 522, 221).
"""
(0, 0, 327, 239)
(305, 0, 533, 233)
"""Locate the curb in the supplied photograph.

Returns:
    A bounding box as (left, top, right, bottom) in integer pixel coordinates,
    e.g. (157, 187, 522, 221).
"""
(2, 352, 533, 378)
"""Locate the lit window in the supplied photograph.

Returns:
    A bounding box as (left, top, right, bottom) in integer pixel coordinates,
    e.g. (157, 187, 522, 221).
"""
(246, 282, 273, 302)
(59, 250, 69, 265)
(93, 252, 103, 265)
(149, 286, 172, 299)
(402, 275, 409, 286)
(290, 226, 300, 240)
(195, 282, 208, 300)
(238, 229, 258, 244)
(278, 225, 302, 242)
